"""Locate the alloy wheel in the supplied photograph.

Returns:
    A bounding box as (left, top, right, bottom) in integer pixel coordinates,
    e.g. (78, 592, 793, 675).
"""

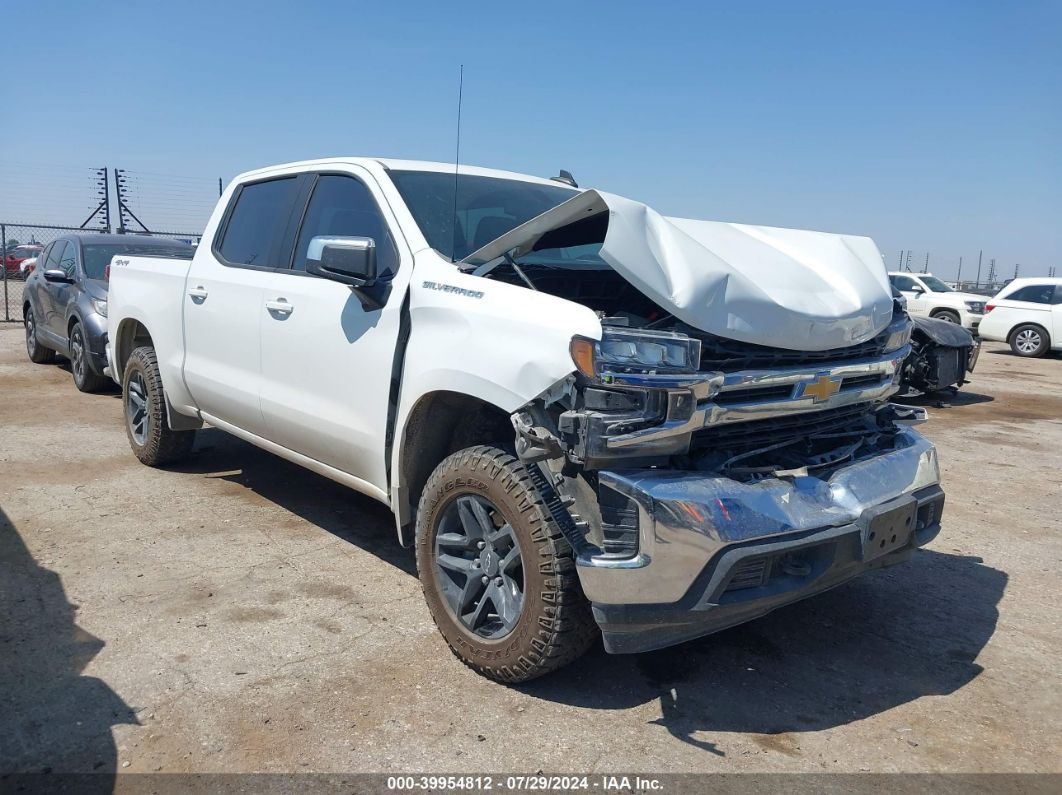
(1015, 329, 1041, 355)
(434, 494, 525, 639)
(71, 327, 85, 381)
(126, 371, 150, 446)
(25, 310, 36, 356)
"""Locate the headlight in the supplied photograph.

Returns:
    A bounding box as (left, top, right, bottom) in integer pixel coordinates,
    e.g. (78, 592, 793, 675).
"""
(882, 318, 913, 353)
(964, 301, 984, 314)
(92, 298, 108, 317)
(570, 328, 702, 381)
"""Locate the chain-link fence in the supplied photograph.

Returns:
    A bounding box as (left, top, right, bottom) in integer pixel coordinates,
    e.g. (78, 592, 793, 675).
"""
(1, 223, 202, 322)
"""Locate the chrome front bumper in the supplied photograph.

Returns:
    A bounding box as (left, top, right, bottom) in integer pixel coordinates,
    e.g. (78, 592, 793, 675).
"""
(576, 427, 941, 607)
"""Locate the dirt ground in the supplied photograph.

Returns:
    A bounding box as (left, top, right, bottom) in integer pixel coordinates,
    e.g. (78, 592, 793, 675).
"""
(1, 322, 1060, 777)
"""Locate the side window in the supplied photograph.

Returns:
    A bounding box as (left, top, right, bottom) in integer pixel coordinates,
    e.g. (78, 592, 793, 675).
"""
(292, 175, 398, 277)
(891, 275, 917, 292)
(1006, 284, 1054, 304)
(57, 242, 77, 277)
(218, 177, 299, 267)
(1053, 286, 1062, 305)
(44, 241, 64, 271)
(50, 239, 75, 278)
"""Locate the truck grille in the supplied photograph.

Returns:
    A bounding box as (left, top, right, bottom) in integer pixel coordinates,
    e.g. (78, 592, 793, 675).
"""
(690, 326, 891, 373)
(690, 403, 874, 454)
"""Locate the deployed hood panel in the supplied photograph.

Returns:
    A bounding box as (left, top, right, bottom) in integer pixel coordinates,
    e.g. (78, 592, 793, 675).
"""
(464, 190, 895, 352)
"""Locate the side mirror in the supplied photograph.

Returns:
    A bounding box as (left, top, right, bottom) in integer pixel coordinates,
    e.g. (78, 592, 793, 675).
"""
(43, 269, 74, 284)
(306, 236, 377, 287)
(911, 285, 925, 294)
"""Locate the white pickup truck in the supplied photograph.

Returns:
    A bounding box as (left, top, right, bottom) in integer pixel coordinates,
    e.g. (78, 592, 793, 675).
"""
(107, 158, 945, 682)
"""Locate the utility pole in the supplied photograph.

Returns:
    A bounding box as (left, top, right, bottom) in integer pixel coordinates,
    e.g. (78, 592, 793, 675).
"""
(975, 249, 983, 287)
(923, 252, 930, 273)
(956, 256, 963, 285)
(78, 167, 111, 231)
(114, 169, 150, 235)
(1013, 264, 1020, 280)
(218, 177, 223, 197)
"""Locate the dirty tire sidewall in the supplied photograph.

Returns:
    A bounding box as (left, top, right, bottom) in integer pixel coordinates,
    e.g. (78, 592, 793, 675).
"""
(1009, 324, 1049, 358)
(122, 346, 196, 466)
(415, 445, 597, 684)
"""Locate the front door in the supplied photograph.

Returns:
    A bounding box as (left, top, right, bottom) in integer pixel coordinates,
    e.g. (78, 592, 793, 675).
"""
(257, 170, 410, 495)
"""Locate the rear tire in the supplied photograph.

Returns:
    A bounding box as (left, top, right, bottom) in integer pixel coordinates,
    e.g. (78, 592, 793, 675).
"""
(931, 309, 961, 325)
(122, 346, 196, 466)
(1009, 324, 1049, 358)
(70, 322, 110, 393)
(415, 445, 597, 683)
(24, 306, 56, 364)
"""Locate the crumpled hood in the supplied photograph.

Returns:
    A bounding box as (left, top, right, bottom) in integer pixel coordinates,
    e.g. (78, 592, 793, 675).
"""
(464, 189, 895, 351)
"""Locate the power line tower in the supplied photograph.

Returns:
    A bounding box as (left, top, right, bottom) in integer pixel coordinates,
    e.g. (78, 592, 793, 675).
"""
(923, 252, 930, 273)
(114, 168, 151, 235)
(986, 258, 997, 286)
(1013, 264, 1020, 280)
(79, 168, 110, 231)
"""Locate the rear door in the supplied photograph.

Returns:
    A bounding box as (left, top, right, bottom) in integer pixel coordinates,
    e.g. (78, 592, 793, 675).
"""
(256, 168, 411, 494)
(182, 176, 302, 436)
(995, 283, 1055, 339)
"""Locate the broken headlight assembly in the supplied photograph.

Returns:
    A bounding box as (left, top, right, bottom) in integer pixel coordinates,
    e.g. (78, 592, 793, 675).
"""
(570, 328, 702, 382)
(882, 318, 913, 354)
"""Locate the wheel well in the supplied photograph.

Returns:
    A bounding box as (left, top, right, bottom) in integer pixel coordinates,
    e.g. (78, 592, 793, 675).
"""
(930, 308, 960, 319)
(67, 315, 81, 336)
(396, 391, 513, 544)
(22, 301, 30, 320)
(1009, 322, 1049, 342)
(114, 319, 154, 381)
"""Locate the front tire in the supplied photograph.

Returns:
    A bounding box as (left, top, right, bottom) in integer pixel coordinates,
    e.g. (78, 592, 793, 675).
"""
(70, 322, 110, 393)
(122, 346, 196, 466)
(415, 445, 597, 683)
(932, 309, 961, 325)
(1009, 324, 1049, 357)
(24, 306, 56, 364)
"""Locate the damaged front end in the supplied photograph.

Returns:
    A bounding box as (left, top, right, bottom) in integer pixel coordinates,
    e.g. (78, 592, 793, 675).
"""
(479, 189, 946, 654)
(900, 314, 980, 395)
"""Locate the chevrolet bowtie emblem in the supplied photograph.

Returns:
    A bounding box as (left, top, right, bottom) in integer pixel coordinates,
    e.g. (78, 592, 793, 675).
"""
(799, 373, 843, 403)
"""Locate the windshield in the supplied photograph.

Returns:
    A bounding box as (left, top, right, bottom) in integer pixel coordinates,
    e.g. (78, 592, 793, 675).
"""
(83, 242, 194, 280)
(920, 276, 953, 292)
(388, 170, 583, 261)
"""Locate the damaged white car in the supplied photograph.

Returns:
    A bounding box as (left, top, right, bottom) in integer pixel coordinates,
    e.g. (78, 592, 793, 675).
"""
(103, 158, 945, 683)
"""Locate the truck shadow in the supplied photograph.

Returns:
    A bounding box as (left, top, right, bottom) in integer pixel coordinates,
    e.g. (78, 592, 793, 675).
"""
(169, 429, 414, 576)
(0, 507, 136, 784)
(893, 390, 995, 409)
(523, 549, 1004, 753)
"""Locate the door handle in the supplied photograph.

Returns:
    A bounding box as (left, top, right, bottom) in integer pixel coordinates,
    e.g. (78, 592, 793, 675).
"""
(265, 298, 294, 315)
(187, 286, 209, 300)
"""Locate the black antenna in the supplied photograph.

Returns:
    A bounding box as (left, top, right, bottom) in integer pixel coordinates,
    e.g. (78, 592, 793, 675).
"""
(451, 64, 464, 263)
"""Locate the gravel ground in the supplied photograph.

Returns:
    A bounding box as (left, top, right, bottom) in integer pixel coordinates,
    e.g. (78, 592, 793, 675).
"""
(1, 322, 1060, 777)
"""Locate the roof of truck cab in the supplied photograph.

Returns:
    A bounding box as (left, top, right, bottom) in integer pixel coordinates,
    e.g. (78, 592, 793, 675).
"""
(231, 157, 571, 189)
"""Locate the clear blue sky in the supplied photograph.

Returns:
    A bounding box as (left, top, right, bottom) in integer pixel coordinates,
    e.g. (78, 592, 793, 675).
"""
(3, 0, 1059, 279)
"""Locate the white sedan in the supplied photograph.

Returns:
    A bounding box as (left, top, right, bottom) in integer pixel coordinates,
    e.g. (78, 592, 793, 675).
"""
(978, 277, 1062, 357)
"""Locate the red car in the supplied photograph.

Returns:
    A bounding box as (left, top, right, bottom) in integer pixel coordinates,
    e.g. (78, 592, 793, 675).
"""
(4, 244, 45, 278)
